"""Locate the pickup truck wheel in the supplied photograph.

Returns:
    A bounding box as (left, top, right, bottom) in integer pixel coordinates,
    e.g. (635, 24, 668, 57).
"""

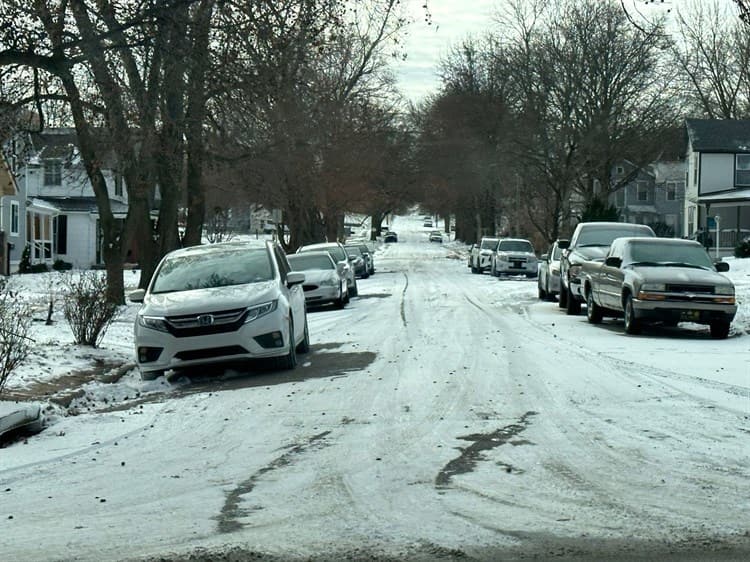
(538, 284, 546, 300)
(586, 290, 603, 323)
(565, 286, 581, 315)
(558, 282, 568, 308)
(709, 320, 730, 339)
(624, 294, 642, 335)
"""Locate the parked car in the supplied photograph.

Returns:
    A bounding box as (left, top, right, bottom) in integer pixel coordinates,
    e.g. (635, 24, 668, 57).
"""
(429, 231, 443, 243)
(384, 231, 398, 243)
(538, 239, 567, 300)
(346, 243, 375, 276)
(468, 237, 500, 273)
(344, 245, 369, 278)
(423, 220, 433, 228)
(581, 237, 736, 338)
(559, 222, 656, 315)
(490, 238, 538, 277)
(297, 241, 358, 297)
(128, 240, 309, 380)
(287, 251, 348, 309)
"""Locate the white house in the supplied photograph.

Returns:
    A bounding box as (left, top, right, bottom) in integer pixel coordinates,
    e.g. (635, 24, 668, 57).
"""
(3, 128, 131, 271)
(684, 119, 750, 251)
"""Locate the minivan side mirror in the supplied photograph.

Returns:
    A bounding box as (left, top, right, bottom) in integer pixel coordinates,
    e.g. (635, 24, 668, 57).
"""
(557, 240, 570, 250)
(605, 256, 622, 268)
(129, 288, 145, 303)
(286, 272, 305, 286)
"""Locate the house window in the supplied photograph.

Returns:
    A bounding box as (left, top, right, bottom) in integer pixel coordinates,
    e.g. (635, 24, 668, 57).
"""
(693, 157, 699, 185)
(735, 154, 750, 186)
(44, 160, 62, 186)
(615, 187, 625, 207)
(10, 201, 19, 235)
(616, 165, 624, 175)
(114, 173, 123, 197)
(665, 181, 681, 201)
(54, 215, 68, 254)
(637, 182, 649, 202)
(688, 206, 695, 234)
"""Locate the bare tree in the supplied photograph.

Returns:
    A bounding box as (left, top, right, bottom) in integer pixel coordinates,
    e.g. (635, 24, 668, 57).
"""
(672, 0, 750, 118)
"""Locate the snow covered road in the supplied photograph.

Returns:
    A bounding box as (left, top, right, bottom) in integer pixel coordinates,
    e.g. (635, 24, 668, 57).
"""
(1, 214, 749, 561)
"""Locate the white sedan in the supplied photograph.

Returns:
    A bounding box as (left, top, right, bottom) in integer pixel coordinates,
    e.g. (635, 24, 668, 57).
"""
(287, 251, 349, 308)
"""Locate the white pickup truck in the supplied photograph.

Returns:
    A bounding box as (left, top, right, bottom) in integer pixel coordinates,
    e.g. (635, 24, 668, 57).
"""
(468, 237, 500, 273)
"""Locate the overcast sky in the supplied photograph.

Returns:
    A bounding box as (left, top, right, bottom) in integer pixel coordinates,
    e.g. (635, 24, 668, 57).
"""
(391, 0, 736, 104)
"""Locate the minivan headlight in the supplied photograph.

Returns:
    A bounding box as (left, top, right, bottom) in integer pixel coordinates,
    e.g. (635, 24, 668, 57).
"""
(138, 314, 169, 332)
(245, 300, 278, 323)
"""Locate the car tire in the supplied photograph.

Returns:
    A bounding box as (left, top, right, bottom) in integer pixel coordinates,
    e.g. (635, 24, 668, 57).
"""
(586, 290, 603, 324)
(558, 281, 568, 308)
(538, 284, 546, 300)
(296, 317, 310, 353)
(140, 369, 164, 381)
(709, 320, 730, 339)
(350, 280, 358, 297)
(623, 294, 641, 335)
(275, 320, 298, 370)
(565, 286, 581, 315)
(336, 288, 346, 309)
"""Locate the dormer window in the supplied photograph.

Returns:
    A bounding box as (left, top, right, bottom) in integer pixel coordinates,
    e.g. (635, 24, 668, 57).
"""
(735, 154, 750, 186)
(44, 160, 62, 186)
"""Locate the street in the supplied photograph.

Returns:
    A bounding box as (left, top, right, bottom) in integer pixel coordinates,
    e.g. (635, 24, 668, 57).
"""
(1, 215, 749, 562)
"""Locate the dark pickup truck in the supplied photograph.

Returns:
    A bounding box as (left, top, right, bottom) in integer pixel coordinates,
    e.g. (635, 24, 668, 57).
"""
(581, 237, 737, 339)
(559, 221, 656, 315)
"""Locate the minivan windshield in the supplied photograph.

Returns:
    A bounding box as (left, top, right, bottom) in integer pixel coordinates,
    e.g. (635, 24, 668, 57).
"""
(151, 247, 273, 293)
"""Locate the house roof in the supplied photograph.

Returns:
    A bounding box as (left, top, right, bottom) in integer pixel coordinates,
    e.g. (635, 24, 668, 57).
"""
(36, 196, 130, 217)
(29, 128, 118, 168)
(685, 118, 750, 153)
(698, 188, 750, 203)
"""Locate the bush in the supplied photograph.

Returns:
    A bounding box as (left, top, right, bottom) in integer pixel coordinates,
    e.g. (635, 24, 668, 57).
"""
(18, 244, 31, 274)
(61, 271, 121, 347)
(52, 259, 73, 271)
(0, 278, 33, 394)
(30, 263, 49, 273)
(735, 238, 750, 258)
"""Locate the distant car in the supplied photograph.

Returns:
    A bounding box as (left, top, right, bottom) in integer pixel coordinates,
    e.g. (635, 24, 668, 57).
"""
(468, 237, 499, 273)
(429, 231, 443, 243)
(344, 245, 369, 278)
(490, 238, 538, 278)
(288, 252, 348, 309)
(129, 240, 309, 380)
(538, 239, 567, 300)
(384, 231, 398, 243)
(297, 241, 358, 297)
(355, 243, 375, 275)
(423, 220, 433, 228)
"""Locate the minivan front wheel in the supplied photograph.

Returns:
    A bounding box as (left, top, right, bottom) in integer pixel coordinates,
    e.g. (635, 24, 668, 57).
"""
(275, 320, 298, 370)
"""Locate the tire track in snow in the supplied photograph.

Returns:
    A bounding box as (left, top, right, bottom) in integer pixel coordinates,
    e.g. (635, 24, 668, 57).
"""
(399, 272, 409, 327)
